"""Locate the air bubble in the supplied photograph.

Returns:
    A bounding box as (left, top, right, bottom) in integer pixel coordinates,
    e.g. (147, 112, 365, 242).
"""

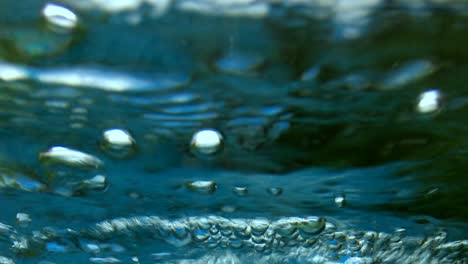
(16, 213, 32, 228)
(250, 219, 270, 235)
(39, 146, 103, 169)
(186, 181, 217, 194)
(232, 186, 248, 196)
(193, 228, 210, 242)
(41, 3, 78, 31)
(81, 175, 108, 192)
(417, 89, 441, 114)
(101, 129, 137, 158)
(334, 194, 346, 208)
(190, 129, 224, 156)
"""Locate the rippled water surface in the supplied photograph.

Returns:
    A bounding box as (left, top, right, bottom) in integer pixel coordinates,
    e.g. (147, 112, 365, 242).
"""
(1, 0, 468, 263)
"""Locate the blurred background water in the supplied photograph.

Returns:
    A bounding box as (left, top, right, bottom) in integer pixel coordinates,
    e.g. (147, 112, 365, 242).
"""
(0, 0, 467, 263)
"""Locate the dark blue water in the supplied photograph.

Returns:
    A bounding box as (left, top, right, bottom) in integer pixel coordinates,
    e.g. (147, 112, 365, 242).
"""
(0, 0, 467, 263)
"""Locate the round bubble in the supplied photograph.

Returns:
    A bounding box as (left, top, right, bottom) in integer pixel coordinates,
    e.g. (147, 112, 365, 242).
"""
(190, 129, 224, 156)
(101, 129, 137, 159)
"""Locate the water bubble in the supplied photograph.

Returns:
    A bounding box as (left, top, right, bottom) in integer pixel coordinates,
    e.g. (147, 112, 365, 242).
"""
(267, 187, 283, 196)
(417, 89, 441, 113)
(193, 228, 210, 242)
(232, 186, 248, 197)
(39, 146, 103, 169)
(334, 193, 346, 208)
(101, 129, 137, 158)
(171, 222, 190, 239)
(81, 175, 108, 192)
(16, 213, 31, 228)
(80, 242, 101, 253)
(250, 219, 270, 235)
(185, 180, 217, 194)
(294, 217, 326, 236)
(228, 237, 243, 249)
(190, 129, 224, 156)
(272, 218, 297, 237)
(41, 3, 78, 31)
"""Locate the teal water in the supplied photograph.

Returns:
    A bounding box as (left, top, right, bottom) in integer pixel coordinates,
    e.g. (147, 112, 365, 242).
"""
(0, 0, 467, 263)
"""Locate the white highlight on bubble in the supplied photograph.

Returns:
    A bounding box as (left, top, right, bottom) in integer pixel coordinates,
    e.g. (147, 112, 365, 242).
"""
(190, 129, 223, 155)
(42, 3, 78, 30)
(334, 195, 345, 208)
(39, 146, 103, 169)
(16, 213, 32, 228)
(103, 129, 134, 147)
(417, 89, 440, 113)
(186, 180, 217, 194)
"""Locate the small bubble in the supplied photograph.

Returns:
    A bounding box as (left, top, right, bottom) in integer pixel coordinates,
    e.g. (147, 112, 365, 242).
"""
(334, 194, 346, 208)
(417, 89, 441, 113)
(267, 187, 283, 196)
(16, 213, 32, 228)
(190, 129, 224, 156)
(101, 129, 137, 158)
(81, 175, 108, 191)
(232, 186, 248, 197)
(193, 228, 210, 242)
(186, 181, 217, 194)
(250, 219, 270, 235)
(39, 146, 103, 169)
(41, 3, 78, 31)
(81, 242, 101, 253)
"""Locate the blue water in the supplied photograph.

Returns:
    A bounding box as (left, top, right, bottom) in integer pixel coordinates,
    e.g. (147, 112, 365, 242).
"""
(0, 0, 467, 263)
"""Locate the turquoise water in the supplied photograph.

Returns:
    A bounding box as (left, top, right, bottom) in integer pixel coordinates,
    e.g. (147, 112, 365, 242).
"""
(0, 0, 467, 263)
